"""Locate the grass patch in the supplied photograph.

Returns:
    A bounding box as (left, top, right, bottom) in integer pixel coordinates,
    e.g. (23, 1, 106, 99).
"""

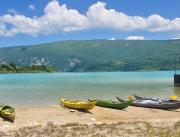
(0, 121, 180, 137)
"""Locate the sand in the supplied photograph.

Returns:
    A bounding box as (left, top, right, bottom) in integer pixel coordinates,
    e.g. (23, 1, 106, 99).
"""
(0, 105, 180, 132)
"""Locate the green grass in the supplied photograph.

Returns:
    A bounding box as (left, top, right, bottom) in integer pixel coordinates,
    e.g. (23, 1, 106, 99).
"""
(1, 121, 180, 137)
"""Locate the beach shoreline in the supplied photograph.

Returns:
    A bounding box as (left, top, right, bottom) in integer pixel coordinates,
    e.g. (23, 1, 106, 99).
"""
(0, 106, 180, 136)
(0, 106, 180, 131)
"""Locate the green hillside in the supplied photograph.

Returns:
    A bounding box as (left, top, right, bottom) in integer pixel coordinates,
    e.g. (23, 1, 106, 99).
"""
(0, 39, 180, 72)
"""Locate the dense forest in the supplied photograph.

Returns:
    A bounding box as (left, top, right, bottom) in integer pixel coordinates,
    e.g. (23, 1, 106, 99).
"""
(0, 39, 180, 72)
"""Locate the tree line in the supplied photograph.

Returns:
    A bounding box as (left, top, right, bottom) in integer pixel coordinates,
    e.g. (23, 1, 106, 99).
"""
(0, 63, 56, 73)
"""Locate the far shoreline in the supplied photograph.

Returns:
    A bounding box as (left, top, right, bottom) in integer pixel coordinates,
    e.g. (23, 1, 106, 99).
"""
(0, 69, 179, 74)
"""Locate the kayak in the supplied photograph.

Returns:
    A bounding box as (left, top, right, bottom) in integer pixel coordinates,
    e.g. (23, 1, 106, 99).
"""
(116, 97, 180, 110)
(0, 105, 15, 122)
(88, 99, 131, 110)
(60, 98, 96, 110)
(133, 94, 180, 103)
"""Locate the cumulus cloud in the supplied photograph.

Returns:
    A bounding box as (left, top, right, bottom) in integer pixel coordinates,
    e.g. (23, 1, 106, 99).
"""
(0, 0, 180, 37)
(126, 36, 146, 40)
(0, 0, 88, 36)
(28, 4, 35, 11)
(87, 2, 180, 32)
(87, 2, 147, 30)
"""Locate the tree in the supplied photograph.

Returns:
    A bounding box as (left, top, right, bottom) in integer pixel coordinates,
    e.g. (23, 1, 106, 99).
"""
(9, 62, 17, 71)
(1, 64, 11, 71)
(9, 62, 16, 68)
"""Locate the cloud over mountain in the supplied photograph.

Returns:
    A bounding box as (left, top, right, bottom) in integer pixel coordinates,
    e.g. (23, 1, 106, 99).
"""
(0, 0, 180, 37)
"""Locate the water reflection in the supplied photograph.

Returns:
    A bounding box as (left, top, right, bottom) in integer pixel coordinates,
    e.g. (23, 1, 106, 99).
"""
(174, 87, 180, 97)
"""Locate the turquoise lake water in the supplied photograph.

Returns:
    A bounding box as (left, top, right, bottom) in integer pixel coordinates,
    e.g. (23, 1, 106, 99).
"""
(0, 71, 180, 106)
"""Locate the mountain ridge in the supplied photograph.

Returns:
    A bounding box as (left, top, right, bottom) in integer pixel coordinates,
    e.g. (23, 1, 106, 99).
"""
(0, 39, 180, 72)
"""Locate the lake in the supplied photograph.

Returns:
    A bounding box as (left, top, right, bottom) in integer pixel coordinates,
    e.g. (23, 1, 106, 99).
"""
(0, 71, 180, 106)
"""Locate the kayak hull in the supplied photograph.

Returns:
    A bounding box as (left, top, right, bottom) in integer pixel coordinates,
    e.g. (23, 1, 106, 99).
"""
(131, 102, 180, 110)
(117, 97, 180, 110)
(60, 98, 96, 110)
(0, 105, 15, 122)
(89, 99, 131, 110)
(133, 94, 180, 103)
(0, 112, 15, 123)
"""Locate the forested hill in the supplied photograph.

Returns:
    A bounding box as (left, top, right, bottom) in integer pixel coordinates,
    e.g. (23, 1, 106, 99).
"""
(0, 39, 180, 72)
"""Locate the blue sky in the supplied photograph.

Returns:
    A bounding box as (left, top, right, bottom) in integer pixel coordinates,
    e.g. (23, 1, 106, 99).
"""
(0, 0, 180, 47)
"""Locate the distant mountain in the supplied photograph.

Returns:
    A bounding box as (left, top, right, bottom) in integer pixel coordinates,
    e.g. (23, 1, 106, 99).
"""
(0, 39, 180, 72)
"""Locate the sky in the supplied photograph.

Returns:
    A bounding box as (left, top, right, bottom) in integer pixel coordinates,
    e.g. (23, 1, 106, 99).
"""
(0, 0, 180, 47)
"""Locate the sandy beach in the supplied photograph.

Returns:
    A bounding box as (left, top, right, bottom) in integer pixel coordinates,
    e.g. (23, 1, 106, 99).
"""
(0, 105, 180, 136)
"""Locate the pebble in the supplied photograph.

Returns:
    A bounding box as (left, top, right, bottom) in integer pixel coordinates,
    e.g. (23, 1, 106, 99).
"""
(70, 109, 76, 112)
(91, 118, 96, 121)
(50, 105, 60, 108)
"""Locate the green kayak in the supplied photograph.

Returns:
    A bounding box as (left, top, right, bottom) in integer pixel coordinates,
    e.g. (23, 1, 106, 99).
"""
(0, 105, 15, 123)
(88, 99, 131, 110)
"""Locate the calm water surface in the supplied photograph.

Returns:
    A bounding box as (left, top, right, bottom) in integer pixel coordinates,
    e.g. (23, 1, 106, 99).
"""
(0, 71, 180, 106)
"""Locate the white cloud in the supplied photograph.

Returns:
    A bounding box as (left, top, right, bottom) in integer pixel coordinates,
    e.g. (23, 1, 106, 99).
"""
(0, 0, 180, 37)
(109, 37, 115, 40)
(87, 2, 147, 31)
(126, 36, 146, 40)
(87, 2, 180, 32)
(0, 0, 88, 36)
(28, 4, 35, 11)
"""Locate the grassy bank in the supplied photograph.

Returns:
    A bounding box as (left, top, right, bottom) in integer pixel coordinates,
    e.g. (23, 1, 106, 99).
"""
(1, 121, 180, 137)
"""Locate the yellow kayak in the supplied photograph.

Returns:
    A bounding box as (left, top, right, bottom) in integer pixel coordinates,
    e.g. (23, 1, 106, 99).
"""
(0, 105, 15, 123)
(60, 98, 96, 110)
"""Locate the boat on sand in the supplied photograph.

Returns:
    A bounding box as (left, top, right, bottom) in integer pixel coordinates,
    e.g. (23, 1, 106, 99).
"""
(88, 99, 131, 110)
(133, 94, 180, 103)
(116, 97, 180, 110)
(0, 105, 15, 123)
(60, 98, 96, 110)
